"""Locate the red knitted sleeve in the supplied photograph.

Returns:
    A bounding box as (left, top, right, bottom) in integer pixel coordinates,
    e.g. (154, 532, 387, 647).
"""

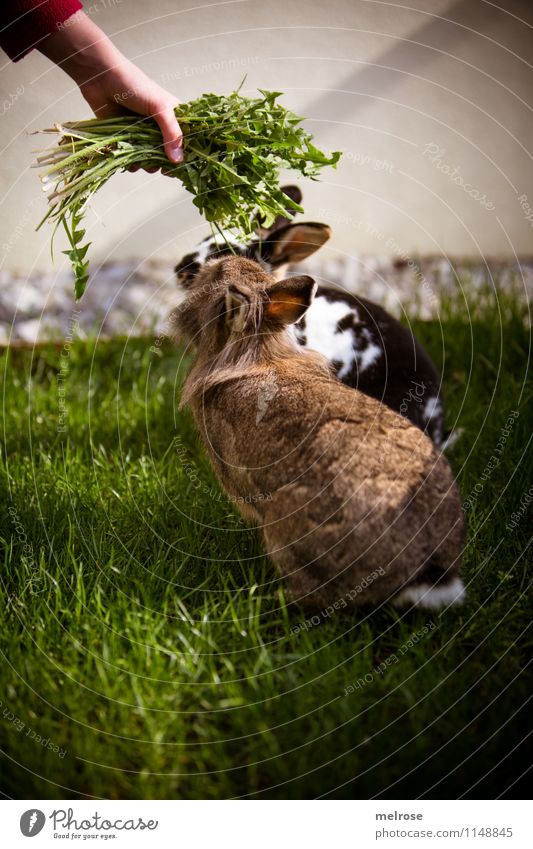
(0, 0, 83, 62)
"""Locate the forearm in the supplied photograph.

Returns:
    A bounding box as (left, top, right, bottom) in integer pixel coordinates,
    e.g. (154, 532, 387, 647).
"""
(4, 5, 183, 162)
(37, 12, 129, 88)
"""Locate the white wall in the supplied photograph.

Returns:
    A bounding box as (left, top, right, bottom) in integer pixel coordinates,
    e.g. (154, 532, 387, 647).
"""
(1, 0, 532, 276)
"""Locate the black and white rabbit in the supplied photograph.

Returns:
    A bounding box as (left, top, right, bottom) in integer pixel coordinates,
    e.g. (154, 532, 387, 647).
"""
(175, 187, 448, 448)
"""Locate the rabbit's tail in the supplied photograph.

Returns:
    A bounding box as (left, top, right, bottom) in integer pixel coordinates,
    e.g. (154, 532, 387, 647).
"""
(392, 576, 465, 610)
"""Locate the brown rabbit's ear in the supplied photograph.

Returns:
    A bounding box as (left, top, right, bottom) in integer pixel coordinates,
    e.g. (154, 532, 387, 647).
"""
(260, 222, 331, 267)
(264, 275, 317, 327)
(224, 287, 250, 334)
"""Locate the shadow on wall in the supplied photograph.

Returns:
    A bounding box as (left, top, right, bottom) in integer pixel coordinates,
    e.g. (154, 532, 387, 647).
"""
(134, 0, 508, 264)
(306, 0, 481, 121)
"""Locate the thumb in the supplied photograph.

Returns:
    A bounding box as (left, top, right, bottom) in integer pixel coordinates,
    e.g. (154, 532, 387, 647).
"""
(156, 105, 184, 164)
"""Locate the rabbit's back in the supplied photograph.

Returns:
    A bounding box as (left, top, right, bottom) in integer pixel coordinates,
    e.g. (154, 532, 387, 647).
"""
(197, 365, 464, 608)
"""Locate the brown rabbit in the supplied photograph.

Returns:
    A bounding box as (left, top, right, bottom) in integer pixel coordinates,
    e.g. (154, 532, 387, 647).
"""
(174, 256, 465, 610)
(175, 184, 449, 449)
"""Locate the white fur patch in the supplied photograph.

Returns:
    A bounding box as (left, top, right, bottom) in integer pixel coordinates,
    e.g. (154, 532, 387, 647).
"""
(354, 327, 382, 374)
(291, 297, 383, 378)
(195, 239, 214, 266)
(302, 297, 357, 379)
(195, 230, 241, 264)
(393, 577, 465, 609)
(423, 395, 442, 422)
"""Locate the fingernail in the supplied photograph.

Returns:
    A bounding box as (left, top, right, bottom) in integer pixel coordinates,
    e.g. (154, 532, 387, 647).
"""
(169, 142, 184, 163)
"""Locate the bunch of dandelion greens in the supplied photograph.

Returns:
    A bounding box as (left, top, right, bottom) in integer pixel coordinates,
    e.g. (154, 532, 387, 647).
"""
(34, 87, 341, 299)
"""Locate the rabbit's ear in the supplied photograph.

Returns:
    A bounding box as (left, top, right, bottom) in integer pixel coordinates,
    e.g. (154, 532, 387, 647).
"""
(225, 287, 250, 334)
(255, 185, 303, 234)
(259, 222, 331, 267)
(175, 252, 201, 288)
(264, 275, 317, 327)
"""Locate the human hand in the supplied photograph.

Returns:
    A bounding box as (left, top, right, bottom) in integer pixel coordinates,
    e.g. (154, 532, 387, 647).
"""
(38, 12, 183, 164)
(79, 61, 183, 165)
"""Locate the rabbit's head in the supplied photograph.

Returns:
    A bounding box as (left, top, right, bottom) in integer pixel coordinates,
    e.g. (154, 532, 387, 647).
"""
(174, 185, 331, 289)
(174, 255, 316, 362)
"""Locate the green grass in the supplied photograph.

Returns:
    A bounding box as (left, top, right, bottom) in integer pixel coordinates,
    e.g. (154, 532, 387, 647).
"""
(0, 281, 531, 800)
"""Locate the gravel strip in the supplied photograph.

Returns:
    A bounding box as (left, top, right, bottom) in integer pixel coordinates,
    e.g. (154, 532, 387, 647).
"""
(1, 255, 531, 345)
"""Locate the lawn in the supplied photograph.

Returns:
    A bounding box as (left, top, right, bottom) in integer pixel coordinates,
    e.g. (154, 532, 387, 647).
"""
(0, 279, 531, 800)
